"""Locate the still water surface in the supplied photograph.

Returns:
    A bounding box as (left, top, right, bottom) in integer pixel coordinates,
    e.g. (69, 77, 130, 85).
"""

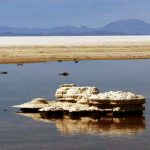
(0, 60, 150, 150)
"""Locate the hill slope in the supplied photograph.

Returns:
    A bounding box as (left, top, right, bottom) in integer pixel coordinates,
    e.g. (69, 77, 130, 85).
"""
(0, 19, 150, 35)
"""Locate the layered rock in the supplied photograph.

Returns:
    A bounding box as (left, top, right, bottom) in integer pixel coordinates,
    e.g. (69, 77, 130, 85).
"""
(54, 84, 145, 113)
(13, 84, 146, 115)
(55, 84, 99, 103)
(13, 98, 52, 112)
(39, 102, 99, 113)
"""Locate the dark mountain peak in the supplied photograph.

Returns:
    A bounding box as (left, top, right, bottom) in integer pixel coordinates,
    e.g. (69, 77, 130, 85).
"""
(101, 18, 150, 34)
(125, 18, 145, 23)
(105, 18, 149, 28)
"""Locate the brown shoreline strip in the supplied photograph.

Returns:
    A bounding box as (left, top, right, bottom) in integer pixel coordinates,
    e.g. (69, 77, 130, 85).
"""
(1, 45, 150, 64)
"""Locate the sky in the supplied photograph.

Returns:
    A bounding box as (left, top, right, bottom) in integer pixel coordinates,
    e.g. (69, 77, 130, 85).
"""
(0, 0, 150, 28)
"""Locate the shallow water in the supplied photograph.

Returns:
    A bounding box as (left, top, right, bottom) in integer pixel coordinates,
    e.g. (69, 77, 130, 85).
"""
(0, 60, 150, 150)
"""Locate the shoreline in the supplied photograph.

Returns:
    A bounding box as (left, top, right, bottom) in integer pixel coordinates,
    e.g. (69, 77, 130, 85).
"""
(1, 45, 150, 64)
(0, 36, 150, 64)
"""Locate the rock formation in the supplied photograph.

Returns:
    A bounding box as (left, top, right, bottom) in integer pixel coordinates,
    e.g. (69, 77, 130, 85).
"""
(13, 98, 52, 112)
(53, 84, 145, 114)
(13, 84, 146, 116)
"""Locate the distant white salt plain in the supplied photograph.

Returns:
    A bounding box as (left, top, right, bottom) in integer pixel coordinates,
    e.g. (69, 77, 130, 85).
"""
(0, 36, 150, 47)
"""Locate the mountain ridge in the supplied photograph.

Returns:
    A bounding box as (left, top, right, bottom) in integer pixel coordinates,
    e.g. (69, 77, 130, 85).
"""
(0, 19, 150, 35)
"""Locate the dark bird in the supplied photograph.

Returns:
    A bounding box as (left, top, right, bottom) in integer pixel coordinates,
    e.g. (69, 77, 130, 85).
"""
(59, 72, 69, 76)
(0, 72, 8, 74)
(74, 60, 79, 63)
(17, 63, 24, 66)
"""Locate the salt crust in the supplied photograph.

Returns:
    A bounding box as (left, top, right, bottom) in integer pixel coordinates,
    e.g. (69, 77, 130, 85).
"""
(13, 84, 146, 113)
(13, 98, 51, 109)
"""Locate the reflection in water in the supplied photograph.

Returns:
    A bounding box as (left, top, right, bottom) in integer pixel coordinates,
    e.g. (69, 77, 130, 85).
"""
(17, 63, 24, 66)
(16, 113, 145, 136)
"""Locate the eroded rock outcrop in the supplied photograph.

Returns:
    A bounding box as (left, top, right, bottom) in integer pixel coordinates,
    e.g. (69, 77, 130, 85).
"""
(39, 102, 99, 113)
(13, 98, 52, 112)
(53, 84, 145, 113)
(13, 84, 146, 115)
(55, 84, 99, 102)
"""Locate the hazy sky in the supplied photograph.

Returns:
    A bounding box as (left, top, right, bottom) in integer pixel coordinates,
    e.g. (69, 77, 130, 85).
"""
(0, 0, 150, 28)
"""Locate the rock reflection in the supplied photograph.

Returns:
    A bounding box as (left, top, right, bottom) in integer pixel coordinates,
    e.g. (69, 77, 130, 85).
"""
(16, 113, 145, 136)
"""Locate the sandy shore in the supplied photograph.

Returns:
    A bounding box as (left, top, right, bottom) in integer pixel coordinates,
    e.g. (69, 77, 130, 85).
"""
(0, 36, 150, 64)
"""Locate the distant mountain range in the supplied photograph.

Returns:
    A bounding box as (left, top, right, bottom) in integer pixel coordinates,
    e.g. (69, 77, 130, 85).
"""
(1, 19, 150, 36)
